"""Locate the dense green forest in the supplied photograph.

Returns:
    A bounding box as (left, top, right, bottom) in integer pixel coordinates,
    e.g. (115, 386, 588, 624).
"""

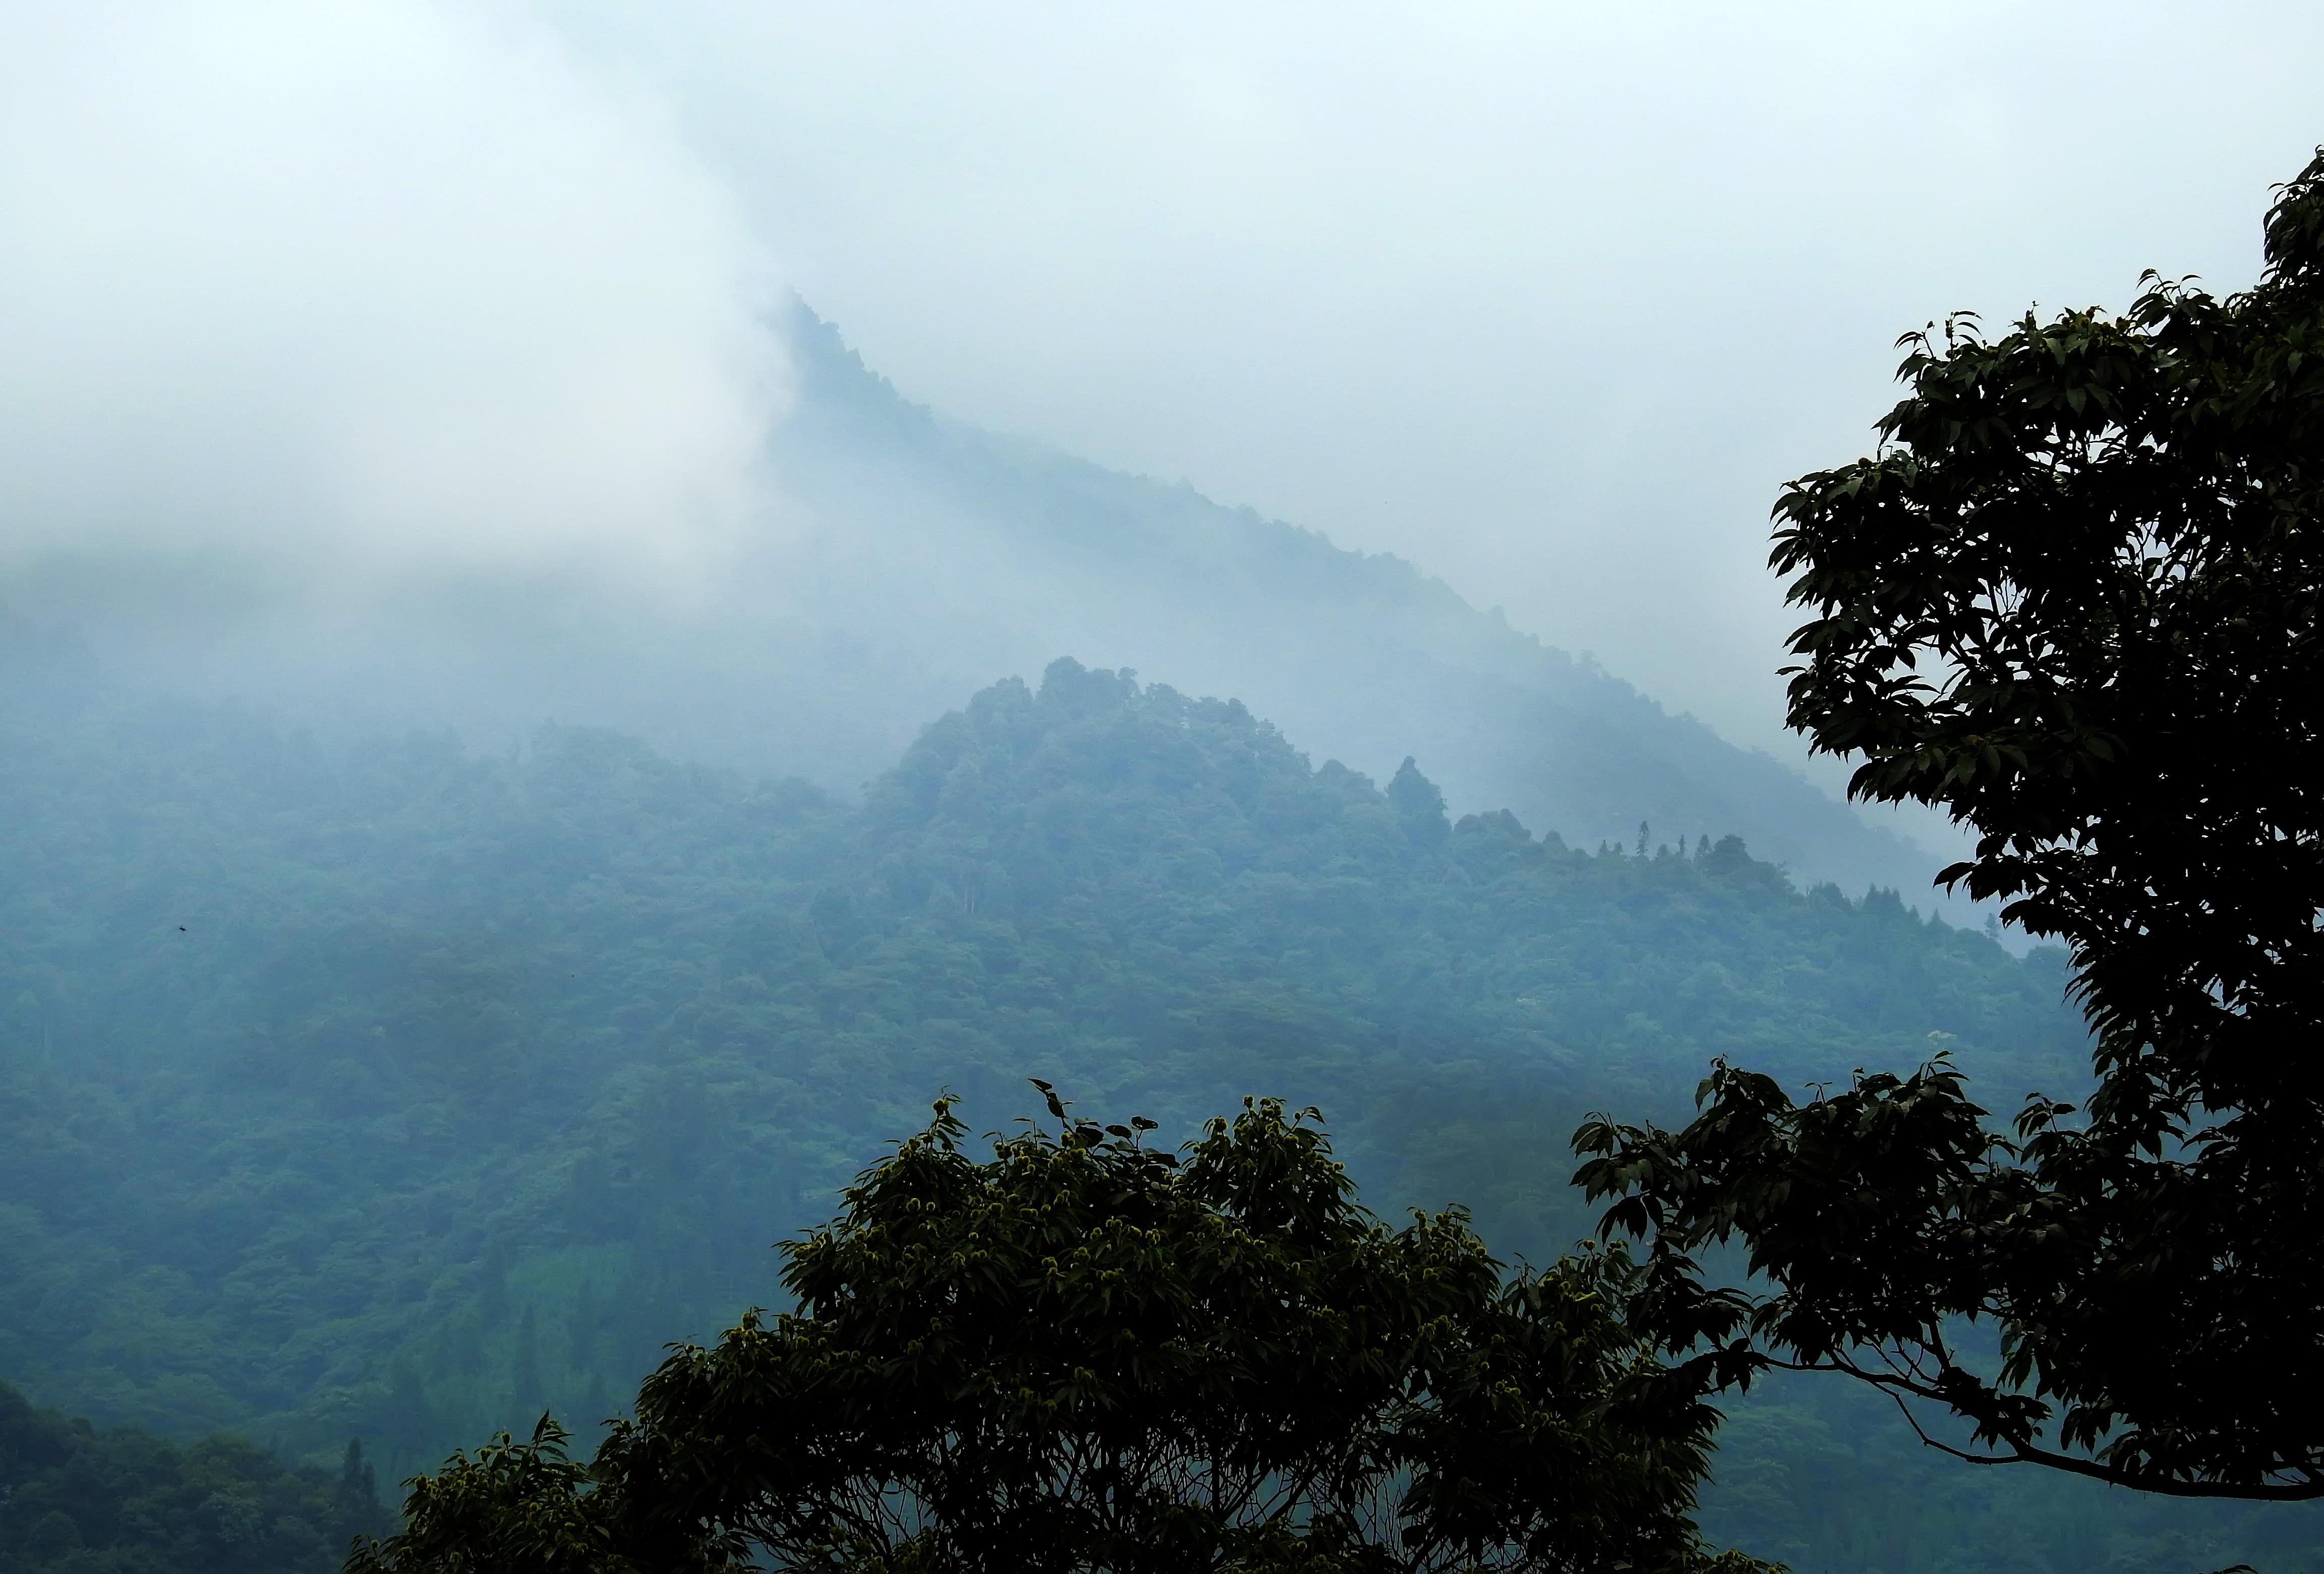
(0, 1378, 382, 1571)
(1, 651, 2314, 1569)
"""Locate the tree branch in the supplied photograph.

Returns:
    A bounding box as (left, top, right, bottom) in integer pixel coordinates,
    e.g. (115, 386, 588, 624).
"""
(1771, 1357, 2324, 1501)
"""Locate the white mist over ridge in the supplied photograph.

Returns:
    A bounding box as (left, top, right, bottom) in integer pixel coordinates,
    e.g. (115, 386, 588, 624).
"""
(9, 302, 1962, 914)
(0, 1, 787, 599)
(0, 2, 2002, 910)
(554, 1, 2317, 784)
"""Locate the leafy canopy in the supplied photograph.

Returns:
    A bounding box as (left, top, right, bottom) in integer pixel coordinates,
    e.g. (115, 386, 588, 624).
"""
(0, 1379, 383, 1574)
(358, 1092, 1771, 1574)
(1576, 149, 2324, 1499)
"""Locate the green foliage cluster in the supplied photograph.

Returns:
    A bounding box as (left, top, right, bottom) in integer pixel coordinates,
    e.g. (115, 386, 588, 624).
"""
(0, 1378, 381, 1573)
(0, 653, 2146, 1568)
(355, 1094, 1764, 1574)
(1576, 147, 2324, 1506)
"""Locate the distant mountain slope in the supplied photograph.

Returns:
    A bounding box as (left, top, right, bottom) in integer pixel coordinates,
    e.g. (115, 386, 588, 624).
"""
(759, 304, 1937, 895)
(46, 304, 1940, 903)
(22, 661, 2306, 1574)
(0, 660, 2070, 1476)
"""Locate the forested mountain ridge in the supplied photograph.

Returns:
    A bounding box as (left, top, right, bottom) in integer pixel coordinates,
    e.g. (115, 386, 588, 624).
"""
(2, 653, 2065, 1457)
(5, 652, 2313, 1570)
(61, 303, 1939, 904)
(765, 304, 1940, 897)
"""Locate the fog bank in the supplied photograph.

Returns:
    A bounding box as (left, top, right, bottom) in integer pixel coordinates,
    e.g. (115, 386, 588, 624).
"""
(0, 1, 787, 610)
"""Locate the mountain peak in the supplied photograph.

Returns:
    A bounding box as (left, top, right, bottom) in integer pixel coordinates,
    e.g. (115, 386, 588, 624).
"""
(766, 312, 1939, 899)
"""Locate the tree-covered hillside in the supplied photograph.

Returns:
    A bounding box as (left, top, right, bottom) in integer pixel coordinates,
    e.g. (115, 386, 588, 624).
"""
(767, 303, 1950, 897)
(58, 303, 1939, 904)
(0, 1379, 382, 1573)
(10, 655, 2299, 1570)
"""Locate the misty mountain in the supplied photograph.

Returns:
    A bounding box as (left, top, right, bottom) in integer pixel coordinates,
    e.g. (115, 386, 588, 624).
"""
(9, 659, 2304, 1571)
(0, 660, 2064, 1454)
(44, 304, 1940, 905)
(762, 305, 1940, 894)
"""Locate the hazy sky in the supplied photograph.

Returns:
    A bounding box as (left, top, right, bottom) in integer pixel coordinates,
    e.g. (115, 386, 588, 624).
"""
(5, 0, 2318, 777)
(0, 1, 785, 604)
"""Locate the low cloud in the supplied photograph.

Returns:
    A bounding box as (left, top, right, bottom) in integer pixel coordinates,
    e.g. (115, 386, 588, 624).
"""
(0, 0, 788, 612)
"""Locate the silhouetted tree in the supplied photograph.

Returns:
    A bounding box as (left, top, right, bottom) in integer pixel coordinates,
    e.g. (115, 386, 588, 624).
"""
(1388, 756, 1451, 848)
(356, 1092, 1770, 1573)
(1577, 149, 2324, 1499)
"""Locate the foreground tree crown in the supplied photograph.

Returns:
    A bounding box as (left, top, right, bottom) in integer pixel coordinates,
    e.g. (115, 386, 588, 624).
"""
(356, 1092, 1771, 1573)
(1576, 149, 2324, 1498)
